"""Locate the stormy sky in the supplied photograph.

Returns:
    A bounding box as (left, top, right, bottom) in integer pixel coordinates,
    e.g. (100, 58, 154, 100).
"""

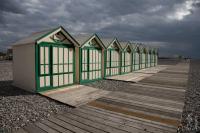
(0, 0, 200, 58)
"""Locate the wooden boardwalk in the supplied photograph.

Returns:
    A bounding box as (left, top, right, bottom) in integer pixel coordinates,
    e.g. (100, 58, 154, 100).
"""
(15, 62, 189, 133)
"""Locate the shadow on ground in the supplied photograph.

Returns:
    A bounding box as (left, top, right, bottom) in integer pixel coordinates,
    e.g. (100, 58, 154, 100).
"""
(0, 80, 34, 97)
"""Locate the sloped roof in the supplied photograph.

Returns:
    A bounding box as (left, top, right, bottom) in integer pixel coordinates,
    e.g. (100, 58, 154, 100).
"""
(73, 33, 106, 49)
(101, 38, 115, 48)
(73, 34, 94, 45)
(12, 26, 79, 47)
(119, 41, 130, 50)
(12, 28, 57, 46)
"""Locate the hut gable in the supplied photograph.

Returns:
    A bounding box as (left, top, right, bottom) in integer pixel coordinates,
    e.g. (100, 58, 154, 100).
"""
(12, 26, 79, 47)
(73, 34, 105, 49)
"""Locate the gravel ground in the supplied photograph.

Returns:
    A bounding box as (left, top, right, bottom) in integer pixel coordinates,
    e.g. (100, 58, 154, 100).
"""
(178, 60, 200, 133)
(0, 61, 71, 132)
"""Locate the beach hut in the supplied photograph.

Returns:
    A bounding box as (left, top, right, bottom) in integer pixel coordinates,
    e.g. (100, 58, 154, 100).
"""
(155, 48, 158, 66)
(73, 34, 106, 83)
(150, 48, 155, 67)
(120, 42, 132, 74)
(131, 44, 140, 71)
(140, 45, 147, 69)
(102, 38, 122, 77)
(146, 47, 151, 68)
(12, 26, 79, 92)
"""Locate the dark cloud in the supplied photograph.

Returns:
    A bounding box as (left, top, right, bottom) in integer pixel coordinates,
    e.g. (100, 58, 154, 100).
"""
(0, 0, 200, 58)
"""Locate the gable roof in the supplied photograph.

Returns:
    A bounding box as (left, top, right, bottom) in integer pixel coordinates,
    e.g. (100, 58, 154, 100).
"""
(101, 38, 122, 50)
(12, 26, 79, 47)
(73, 34, 106, 49)
(119, 41, 132, 51)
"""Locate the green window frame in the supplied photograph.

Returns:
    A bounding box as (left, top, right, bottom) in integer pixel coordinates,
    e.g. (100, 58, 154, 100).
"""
(105, 49, 120, 77)
(36, 42, 75, 92)
(80, 46, 102, 83)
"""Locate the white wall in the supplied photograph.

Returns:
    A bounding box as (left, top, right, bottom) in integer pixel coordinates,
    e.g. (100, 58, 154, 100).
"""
(13, 43, 36, 92)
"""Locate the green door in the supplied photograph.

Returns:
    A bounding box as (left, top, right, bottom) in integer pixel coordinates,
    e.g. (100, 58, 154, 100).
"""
(52, 46, 74, 88)
(80, 48, 102, 83)
(141, 53, 146, 69)
(106, 50, 120, 77)
(38, 44, 51, 90)
(135, 52, 140, 70)
(147, 53, 151, 67)
(37, 43, 74, 92)
(121, 51, 131, 74)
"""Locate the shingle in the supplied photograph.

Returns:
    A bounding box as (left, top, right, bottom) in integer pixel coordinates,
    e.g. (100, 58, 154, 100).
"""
(72, 34, 94, 46)
(101, 38, 114, 48)
(12, 28, 57, 46)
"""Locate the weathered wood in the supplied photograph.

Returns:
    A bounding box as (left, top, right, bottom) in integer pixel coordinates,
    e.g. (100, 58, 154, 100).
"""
(56, 115, 106, 133)
(14, 128, 28, 133)
(63, 112, 128, 133)
(23, 124, 46, 133)
(35, 122, 59, 133)
(78, 106, 175, 133)
(97, 97, 181, 119)
(82, 106, 177, 133)
(48, 117, 90, 133)
(40, 119, 73, 133)
(68, 110, 147, 133)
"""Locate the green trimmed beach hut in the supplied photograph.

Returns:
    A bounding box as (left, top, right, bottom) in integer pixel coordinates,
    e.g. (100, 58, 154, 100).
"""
(12, 26, 79, 92)
(120, 42, 132, 74)
(150, 48, 155, 67)
(155, 48, 158, 66)
(139, 45, 147, 69)
(73, 34, 106, 83)
(131, 43, 140, 71)
(146, 47, 151, 68)
(102, 38, 122, 77)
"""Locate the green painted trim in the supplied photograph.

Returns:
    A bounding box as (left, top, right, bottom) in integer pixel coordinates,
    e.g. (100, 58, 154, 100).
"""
(36, 42, 75, 92)
(105, 49, 121, 77)
(36, 27, 60, 43)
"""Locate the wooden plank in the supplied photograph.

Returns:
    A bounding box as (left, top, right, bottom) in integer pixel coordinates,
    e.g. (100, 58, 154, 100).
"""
(97, 97, 181, 119)
(35, 122, 59, 133)
(41, 119, 73, 133)
(87, 101, 180, 128)
(81, 105, 177, 131)
(48, 117, 90, 133)
(77, 107, 176, 133)
(14, 128, 28, 133)
(62, 112, 129, 133)
(69, 109, 148, 133)
(23, 124, 46, 133)
(102, 95, 182, 115)
(110, 92, 184, 109)
(56, 115, 106, 133)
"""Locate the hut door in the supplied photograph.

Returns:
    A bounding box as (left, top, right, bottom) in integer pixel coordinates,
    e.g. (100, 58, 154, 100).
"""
(39, 45, 51, 89)
(81, 48, 102, 82)
(106, 50, 120, 76)
(135, 52, 140, 70)
(52, 46, 74, 88)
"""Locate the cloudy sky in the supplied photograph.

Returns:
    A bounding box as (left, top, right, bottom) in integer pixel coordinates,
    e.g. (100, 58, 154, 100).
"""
(0, 0, 200, 58)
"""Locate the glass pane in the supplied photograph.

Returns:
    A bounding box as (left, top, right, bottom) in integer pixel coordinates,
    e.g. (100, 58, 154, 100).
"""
(53, 75, 58, 87)
(45, 47, 49, 64)
(40, 47, 44, 64)
(69, 48, 73, 63)
(59, 75, 63, 86)
(64, 74, 68, 84)
(40, 77, 45, 87)
(53, 65, 58, 73)
(64, 48, 68, 63)
(40, 65, 44, 75)
(45, 76, 50, 86)
(59, 48, 63, 64)
(53, 47, 58, 64)
(45, 65, 49, 74)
